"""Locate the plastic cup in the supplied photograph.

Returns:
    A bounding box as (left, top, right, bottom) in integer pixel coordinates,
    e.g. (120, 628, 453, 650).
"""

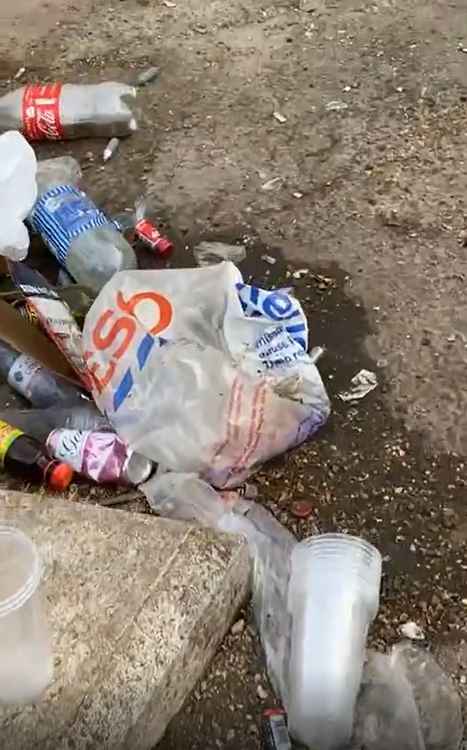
(0, 526, 53, 704)
(287, 533, 382, 750)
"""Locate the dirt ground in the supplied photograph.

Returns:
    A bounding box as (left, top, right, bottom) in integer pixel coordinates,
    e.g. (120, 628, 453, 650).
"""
(1, 0, 467, 747)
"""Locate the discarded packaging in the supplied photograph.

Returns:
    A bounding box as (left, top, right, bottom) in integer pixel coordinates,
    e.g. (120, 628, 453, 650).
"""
(0, 405, 111, 444)
(0, 131, 37, 261)
(0, 339, 86, 409)
(115, 197, 174, 256)
(0, 526, 53, 703)
(83, 262, 330, 488)
(103, 136, 120, 162)
(339, 368, 378, 402)
(32, 156, 137, 293)
(46, 429, 154, 485)
(0, 82, 137, 140)
(287, 534, 382, 750)
(142, 470, 296, 705)
(0, 298, 78, 382)
(353, 642, 464, 750)
(9, 262, 91, 389)
(0, 418, 73, 490)
(193, 241, 246, 266)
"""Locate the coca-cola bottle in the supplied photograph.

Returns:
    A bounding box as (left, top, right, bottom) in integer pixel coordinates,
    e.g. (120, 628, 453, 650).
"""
(0, 82, 137, 140)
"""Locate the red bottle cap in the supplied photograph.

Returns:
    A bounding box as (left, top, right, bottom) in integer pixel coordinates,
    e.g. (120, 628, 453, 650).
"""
(48, 462, 74, 492)
(155, 236, 174, 256)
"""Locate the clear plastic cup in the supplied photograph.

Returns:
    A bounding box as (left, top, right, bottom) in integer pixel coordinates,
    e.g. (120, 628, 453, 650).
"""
(287, 533, 382, 750)
(0, 526, 53, 704)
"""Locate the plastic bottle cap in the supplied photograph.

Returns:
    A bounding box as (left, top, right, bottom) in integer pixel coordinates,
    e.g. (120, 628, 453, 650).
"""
(48, 462, 73, 492)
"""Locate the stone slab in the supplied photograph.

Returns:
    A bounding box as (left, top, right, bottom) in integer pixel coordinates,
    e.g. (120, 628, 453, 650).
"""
(0, 491, 250, 749)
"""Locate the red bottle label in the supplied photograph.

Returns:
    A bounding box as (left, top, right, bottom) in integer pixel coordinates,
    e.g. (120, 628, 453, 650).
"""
(135, 219, 161, 249)
(22, 83, 63, 141)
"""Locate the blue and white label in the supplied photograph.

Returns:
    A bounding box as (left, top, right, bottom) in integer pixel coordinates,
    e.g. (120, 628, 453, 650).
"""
(236, 282, 308, 351)
(31, 185, 112, 266)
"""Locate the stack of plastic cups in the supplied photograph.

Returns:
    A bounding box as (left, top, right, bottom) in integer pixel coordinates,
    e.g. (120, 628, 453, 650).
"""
(0, 526, 53, 704)
(287, 533, 382, 749)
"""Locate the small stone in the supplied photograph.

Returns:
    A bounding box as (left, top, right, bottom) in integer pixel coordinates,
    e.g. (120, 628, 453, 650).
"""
(256, 683, 268, 700)
(231, 618, 245, 636)
(273, 111, 287, 124)
(261, 254, 277, 265)
(292, 191, 303, 198)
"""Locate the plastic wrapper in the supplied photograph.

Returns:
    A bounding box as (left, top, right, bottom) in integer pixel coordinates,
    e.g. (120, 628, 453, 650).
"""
(83, 262, 330, 488)
(0, 131, 37, 260)
(352, 642, 464, 750)
(143, 470, 296, 705)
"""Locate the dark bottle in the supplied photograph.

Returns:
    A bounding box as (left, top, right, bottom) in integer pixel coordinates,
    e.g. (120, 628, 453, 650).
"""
(0, 339, 86, 408)
(0, 419, 73, 490)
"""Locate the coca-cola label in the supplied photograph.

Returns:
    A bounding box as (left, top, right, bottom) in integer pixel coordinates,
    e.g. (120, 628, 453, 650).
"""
(135, 219, 161, 249)
(22, 83, 63, 141)
(47, 429, 89, 472)
(7, 354, 42, 400)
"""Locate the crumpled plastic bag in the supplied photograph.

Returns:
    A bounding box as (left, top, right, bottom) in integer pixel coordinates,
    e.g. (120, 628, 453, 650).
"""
(0, 131, 37, 260)
(83, 262, 330, 487)
(353, 642, 464, 750)
(143, 469, 296, 706)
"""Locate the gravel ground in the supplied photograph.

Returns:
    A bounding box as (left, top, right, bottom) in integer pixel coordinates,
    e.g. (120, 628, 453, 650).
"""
(1, 0, 467, 747)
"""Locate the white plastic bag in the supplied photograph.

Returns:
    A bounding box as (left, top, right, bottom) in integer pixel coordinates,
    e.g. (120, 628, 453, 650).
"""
(0, 131, 37, 260)
(83, 262, 330, 487)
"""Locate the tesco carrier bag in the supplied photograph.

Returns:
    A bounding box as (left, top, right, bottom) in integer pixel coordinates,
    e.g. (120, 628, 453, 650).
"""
(83, 262, 330, 487)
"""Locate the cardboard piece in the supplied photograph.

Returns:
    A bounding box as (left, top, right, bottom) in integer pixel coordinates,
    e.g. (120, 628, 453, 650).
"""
(0, 298, 79, 382)
(9, 262, 91, 389)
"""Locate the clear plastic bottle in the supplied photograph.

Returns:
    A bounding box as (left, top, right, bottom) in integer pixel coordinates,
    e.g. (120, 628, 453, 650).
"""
(31, 156, 137, 292)
(0, 339, 86, 408)
(0, 83, 137, 140)
(0, 405, 111, 443)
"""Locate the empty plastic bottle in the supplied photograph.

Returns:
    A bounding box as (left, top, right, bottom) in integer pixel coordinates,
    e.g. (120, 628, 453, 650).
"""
(46, 429, 154, 485)
(0, 339, 86, 408)
(0, 405, 111, 443)
(0, 83, 137, 140)
(0, 419, 73, 490)
(31, 156, 137, 292)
